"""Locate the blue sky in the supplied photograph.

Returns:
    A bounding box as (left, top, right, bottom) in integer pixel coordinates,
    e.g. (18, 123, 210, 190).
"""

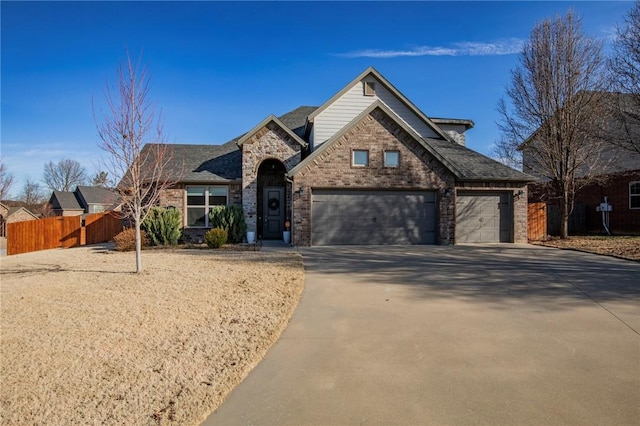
(1, 1, 633, 197)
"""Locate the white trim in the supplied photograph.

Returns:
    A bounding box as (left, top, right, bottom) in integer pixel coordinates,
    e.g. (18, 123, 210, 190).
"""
(384, 150, 400, 168)
(364, 81, 375, 96)
(630, 181, 640, 210)
(352, 150, 369, 167)
(186, 185, 229, 227)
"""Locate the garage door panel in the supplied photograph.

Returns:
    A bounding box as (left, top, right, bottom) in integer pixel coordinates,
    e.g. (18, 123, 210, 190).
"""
(456, 192, 512, 243)
(312, 190, 436, 246)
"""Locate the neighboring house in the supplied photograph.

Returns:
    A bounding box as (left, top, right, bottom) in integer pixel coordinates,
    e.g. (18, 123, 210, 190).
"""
(0, 202, 39, 236)
(49, 186, 119, 216)
(151, 67, 533, 246)
(524, 93, 640, 234)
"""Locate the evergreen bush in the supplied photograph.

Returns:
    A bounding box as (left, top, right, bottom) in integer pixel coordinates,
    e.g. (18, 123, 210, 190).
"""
(208, 205, 247, 243)
(204, 227, 228, 248)
(142, 207, 182, 246)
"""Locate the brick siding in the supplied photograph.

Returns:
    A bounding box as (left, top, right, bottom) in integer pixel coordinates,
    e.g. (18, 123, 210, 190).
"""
(574, 171, 639, 234)
(292, 107, 456, 246)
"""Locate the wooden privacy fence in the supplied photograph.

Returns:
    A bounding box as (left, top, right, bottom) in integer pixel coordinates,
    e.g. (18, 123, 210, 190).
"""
(7, 212, 122, 256)
(528, 202, 547, 241)
(84, 212, 122, 245)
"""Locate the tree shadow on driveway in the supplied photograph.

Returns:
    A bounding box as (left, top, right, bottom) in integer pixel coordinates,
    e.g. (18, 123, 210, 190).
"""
(299, 245, 640, 316)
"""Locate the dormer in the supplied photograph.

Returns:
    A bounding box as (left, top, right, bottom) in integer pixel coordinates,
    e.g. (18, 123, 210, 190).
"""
(431, 118, 475, 146)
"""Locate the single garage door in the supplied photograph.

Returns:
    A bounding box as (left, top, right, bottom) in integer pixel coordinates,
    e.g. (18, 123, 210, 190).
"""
(311, 190, 437, 245)
(456, 192, 512, 243)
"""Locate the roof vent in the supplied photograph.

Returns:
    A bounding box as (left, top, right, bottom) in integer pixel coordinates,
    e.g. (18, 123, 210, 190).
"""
(363, 81, 375, 96)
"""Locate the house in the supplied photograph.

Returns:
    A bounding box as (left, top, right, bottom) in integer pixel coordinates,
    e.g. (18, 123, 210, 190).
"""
(152, 67, 534, 246)
(0, 202, 39, 236)
(49, 186, 119, 216)
(524, 92, 640, 235)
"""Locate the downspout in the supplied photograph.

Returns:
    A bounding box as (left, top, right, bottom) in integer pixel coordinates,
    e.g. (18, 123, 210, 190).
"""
(286, 175, 295, 245)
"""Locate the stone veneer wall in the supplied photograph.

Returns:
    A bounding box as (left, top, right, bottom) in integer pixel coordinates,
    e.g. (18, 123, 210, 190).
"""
(455, 182, 529, 243)
(292, 107, 456, 246)
(241, 122, 303, 233)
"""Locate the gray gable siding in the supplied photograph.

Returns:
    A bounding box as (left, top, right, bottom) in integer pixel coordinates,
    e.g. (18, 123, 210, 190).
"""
(312, 75, 440, 148)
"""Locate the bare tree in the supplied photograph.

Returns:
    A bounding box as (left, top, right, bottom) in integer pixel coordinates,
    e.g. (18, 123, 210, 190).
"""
(608, 0, 640, 153)
(91, 170, 114, 188)
(0, 160, 15, 201)
(496, 10, 610, 239)
(43, 158, 87, 191)
(94, 52, 175, 273)
(19, 177, 47, 209)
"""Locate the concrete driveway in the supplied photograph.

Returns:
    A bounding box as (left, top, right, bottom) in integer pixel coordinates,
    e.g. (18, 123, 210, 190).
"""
(205, 245, 639, 425)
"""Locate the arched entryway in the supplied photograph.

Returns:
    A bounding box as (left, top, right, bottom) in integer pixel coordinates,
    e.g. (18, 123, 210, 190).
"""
(257, 159, 287, 239)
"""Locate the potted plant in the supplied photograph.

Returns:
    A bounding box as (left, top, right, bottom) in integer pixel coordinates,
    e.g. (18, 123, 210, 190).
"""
(283, 219, 291, 244)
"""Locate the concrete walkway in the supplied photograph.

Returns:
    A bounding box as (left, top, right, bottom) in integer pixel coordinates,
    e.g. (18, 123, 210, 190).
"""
(205, 245, 640, 425)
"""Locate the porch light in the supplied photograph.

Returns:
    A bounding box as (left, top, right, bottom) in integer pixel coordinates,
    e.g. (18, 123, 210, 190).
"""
(298, 186, 304, 195)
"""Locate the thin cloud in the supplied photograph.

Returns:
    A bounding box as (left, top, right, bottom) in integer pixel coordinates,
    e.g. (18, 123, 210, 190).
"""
(338, 39, 525, 58)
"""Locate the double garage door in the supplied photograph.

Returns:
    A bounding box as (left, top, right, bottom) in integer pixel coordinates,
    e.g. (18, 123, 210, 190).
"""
(456, 192, 512, 243)
(312, 190, 437, 245)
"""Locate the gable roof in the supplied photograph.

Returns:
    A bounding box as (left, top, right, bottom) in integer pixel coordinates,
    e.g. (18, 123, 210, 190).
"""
(237, 114, 309, 148)
(306, 66, 453, 142)
(7, 206, 39, 220)
(75, 186, 118, 206)
(160, 107, 319, 184)
(289, 100, 534, 183)
(50, 190, 83, 211)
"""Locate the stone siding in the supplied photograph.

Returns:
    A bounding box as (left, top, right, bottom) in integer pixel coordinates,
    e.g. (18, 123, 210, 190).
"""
(292, 107, 456, 246)
(159, 185, 185, 212)
(241, 122, 303, 233)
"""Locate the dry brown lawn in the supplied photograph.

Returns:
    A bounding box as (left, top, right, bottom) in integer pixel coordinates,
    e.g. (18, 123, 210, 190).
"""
(534, 235, 640, 261)
(0, 245, 304, 425)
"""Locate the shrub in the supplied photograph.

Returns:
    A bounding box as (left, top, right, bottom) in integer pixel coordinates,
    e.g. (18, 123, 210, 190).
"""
(142, 207, 182, 246)
(113, 228, 149, 251)
(204, 227, 228, 249)
(208, 205, 247, 243)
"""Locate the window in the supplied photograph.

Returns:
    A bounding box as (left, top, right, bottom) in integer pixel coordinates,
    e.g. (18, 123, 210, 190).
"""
(631, 182, 640, 209)
(352, 150, 369, 167)
(364, 81, 375, 96)
(186, 186, 228, 227)
(384, 150, 400, 167)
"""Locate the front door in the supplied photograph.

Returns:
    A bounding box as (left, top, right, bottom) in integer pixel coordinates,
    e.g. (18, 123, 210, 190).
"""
(263, 187, 284, 239)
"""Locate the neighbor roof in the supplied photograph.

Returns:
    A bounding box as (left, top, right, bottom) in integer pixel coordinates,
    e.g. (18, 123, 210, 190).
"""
(7, 206, 39, 220)
(75, 186, 118, 205)
(51, 190, 83, 211)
